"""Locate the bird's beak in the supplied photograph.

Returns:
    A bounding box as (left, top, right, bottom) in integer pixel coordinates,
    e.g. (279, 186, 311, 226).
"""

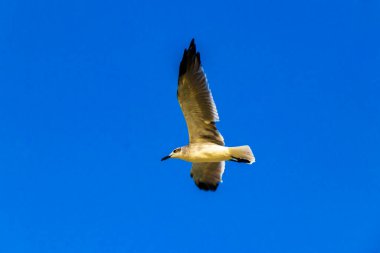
(161, 155, 171, 161)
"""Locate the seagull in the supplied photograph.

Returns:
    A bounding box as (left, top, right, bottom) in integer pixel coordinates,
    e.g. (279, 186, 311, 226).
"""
(161, 39, 255, 191)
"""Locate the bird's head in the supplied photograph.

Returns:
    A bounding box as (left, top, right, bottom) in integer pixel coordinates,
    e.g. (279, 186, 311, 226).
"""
(161, 147, 183, 161)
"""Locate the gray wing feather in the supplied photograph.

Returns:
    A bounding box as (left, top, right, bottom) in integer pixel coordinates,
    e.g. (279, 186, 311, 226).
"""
(177, 39, 224, 146)
(190, 162, 225, 191)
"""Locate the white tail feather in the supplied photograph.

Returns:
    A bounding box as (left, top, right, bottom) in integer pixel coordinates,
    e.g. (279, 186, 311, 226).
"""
(228, 145, 255, 164)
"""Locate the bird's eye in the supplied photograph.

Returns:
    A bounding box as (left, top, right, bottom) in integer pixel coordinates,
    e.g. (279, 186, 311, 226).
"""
(173, 148, 181, 153)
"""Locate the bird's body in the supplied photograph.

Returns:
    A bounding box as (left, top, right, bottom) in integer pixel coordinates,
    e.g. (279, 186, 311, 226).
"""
(161, 39, 255, 191)
(177, 144, 230, 163)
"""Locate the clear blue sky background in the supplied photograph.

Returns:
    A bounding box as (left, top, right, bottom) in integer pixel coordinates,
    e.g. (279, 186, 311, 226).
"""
(1, 0, 379, 252)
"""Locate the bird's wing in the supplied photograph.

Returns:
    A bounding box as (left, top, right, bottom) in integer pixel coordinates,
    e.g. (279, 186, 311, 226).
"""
(190, 162, 225, 191)
(177, 39, 224, 146)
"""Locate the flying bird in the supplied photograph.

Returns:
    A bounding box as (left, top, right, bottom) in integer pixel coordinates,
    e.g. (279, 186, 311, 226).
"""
(161, 39, 255, 191)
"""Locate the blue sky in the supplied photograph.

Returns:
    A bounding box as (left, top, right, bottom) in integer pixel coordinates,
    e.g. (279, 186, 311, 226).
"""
(1, 0, 380, 252)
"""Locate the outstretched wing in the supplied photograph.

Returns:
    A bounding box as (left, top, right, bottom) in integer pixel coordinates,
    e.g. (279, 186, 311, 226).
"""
(190, 162, 225, 191)
(177, 39, 224, 146)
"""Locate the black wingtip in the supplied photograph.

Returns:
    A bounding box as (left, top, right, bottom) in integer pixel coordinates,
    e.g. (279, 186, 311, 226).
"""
(195, 181, 219, 191)
(179, 38, 201, 77)
(189, 38, 195, 50)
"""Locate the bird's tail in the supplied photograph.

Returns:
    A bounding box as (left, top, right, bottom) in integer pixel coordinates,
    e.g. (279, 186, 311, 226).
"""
(228, 145, 255, 164)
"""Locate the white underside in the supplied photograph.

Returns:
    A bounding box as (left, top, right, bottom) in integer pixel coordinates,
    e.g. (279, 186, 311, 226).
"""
(181, 144, 230, 163)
